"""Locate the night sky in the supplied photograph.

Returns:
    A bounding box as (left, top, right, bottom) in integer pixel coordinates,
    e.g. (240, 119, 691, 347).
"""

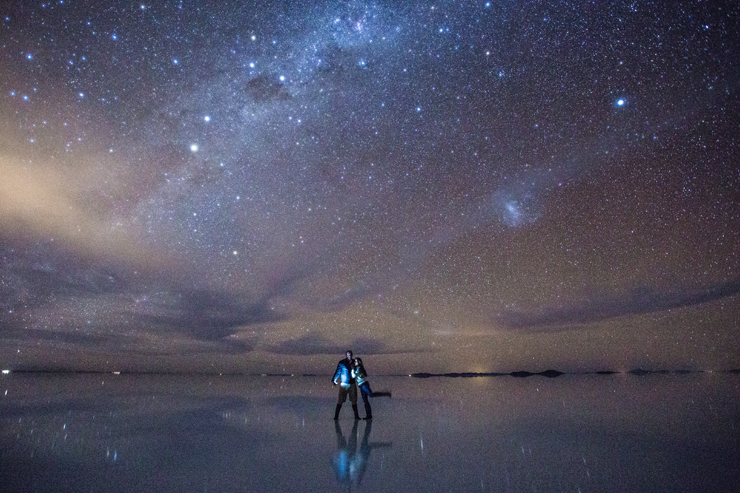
(1, 1, 739, 374)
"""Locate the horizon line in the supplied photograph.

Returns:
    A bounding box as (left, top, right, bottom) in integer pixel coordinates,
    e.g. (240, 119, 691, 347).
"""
(2, 368, 739, 377)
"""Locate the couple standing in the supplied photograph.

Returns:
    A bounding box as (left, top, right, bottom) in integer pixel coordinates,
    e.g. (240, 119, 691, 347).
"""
(332, 350, 376, 420)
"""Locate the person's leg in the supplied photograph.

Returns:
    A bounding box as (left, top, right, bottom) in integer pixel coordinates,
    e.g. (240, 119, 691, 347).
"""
(360, 383, 372, 419)
(349, 384, 360, 419)
(360, 384, 371, 405)
(335, 387, 347, 419)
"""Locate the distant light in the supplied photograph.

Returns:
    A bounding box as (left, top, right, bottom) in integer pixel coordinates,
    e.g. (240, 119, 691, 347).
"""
(190, 144, 198, 152)
(112, 371, 121, 375)
(2, 369, 10, 374)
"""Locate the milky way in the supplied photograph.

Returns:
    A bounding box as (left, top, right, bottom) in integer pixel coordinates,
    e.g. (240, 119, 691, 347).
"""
(1, 1, 739, 373)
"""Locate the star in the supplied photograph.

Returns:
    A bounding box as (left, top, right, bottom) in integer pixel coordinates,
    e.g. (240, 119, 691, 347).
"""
(0, 0, 735, 377)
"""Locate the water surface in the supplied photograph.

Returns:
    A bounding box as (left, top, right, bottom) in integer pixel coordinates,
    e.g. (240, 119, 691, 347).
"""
(1, 372, 738, 492)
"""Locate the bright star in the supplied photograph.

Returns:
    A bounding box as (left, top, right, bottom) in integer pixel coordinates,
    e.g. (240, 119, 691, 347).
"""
(204, 115, 210, 122)
(616, 98, 625, 106)
(190, 144, 198, 152)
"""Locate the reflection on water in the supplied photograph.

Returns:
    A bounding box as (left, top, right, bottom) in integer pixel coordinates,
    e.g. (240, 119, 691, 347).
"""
(333, 419, 392, 486)
(1, 373, 739, 492)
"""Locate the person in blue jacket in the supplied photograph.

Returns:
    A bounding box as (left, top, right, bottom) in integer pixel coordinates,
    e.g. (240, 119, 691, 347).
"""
(332, 350, 360, 420)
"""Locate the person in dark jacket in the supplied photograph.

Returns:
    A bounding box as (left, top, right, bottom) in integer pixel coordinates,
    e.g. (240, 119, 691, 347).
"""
(332, 350, 360, 420)
(352, 356, 391, 419)
(352, 357, 373, 420)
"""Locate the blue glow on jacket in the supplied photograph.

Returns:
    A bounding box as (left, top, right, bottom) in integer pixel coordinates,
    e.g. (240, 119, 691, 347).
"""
(333, 359, 353, 388)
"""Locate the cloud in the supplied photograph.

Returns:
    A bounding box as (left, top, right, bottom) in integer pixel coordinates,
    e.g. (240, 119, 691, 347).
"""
(265, 334, 358, 356)
(0, 155, 171, 271)
(0, 240, 304, 343)
(264, 334, 432, 356)
(140, 289, 286, 341)
(264, 334, 388, 356)
(498, 279, 740, 329)
(0, 149, 320, 342)
(322, 283, 384, 311)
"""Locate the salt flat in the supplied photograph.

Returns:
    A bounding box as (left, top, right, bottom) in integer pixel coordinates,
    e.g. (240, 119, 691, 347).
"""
(1, 373, 738, 492)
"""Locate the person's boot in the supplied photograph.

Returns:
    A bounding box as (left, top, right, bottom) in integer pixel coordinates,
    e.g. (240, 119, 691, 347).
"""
(352, 404, 361, 420)
(363, 402, 372, 420)
(333, 404, 342, 420)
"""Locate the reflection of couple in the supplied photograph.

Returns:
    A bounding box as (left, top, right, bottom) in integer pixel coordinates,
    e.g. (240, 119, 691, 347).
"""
(332, 419, 391, 486)
(332, 350, 390, 420)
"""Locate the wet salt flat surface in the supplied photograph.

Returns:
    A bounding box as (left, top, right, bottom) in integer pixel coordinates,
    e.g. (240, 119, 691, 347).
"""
(1, 373, 739, 492)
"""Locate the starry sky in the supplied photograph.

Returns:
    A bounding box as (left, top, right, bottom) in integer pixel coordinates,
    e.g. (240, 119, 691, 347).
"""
(1, 0, 739, 374)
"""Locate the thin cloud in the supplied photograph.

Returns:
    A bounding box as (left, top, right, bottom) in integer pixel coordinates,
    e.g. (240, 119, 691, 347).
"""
(264, 334, 431, 356)
(265, 334, 363, 356)
(498, 279, 740, 329)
